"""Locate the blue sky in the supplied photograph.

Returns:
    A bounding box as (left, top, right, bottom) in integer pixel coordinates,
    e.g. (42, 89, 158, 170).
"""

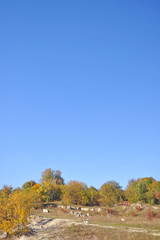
(0, 0, 160, 190)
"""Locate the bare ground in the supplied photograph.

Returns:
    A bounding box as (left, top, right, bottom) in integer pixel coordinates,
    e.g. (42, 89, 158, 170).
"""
(11, 215, 160, 240)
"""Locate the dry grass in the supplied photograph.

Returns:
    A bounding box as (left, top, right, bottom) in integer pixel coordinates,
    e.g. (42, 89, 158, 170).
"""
(32, 205, 160, 229)
(29, 204, 160, 239)
(29, 224, 160, 240)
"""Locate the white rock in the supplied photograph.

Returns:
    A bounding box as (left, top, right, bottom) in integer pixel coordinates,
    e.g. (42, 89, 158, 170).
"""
(97, 208, 102, 212)
(81, 207, 89, 211)
(152, 206, 158, 210)
(83, 219, 88, 224)
(43, 209, 49, 213)
(0, 231, 8, 239)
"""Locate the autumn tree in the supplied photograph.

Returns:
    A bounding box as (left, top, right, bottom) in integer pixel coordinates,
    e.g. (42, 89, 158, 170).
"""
(0, 185, 13, 198)
(99, 181, 123, 207)
(40, 168, 64, 185)
(125, 178, 159, 204)
(55, 170, 64, 185)
(125, 179, 138, 203)
(88, 186, 99, 205)
(22, 180, 37, 190)
(147, 180, 160, 204)
(38, 182, 62, 202)
(12, 187, 21, 194)
(39, 168, 63, 202)
(0, 189, 41, 235)
(63, 181, 89, 205)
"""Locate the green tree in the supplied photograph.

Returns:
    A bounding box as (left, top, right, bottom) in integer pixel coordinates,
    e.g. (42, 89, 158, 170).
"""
(125, 178, 158, 204)
(133, 182, 148, 202)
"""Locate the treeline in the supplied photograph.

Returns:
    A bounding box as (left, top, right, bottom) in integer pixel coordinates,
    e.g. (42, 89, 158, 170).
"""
(0, 168, 160, 235)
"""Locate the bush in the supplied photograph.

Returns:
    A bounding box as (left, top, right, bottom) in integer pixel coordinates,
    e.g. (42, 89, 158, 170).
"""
(107, 209, 118, 215)
(132, 211, 136, 217)
(0, 193, 30, 234)
(0, 190, 41, 235)
(71, 223, 76, 232)
(146, 210, 156, 220)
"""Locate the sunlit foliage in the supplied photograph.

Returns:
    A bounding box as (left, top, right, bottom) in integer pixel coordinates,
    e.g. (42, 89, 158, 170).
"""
(125, 178, 160, 204)
(39, 168, 64, 202)
(99, 181, 124, 207)
(1, 168, 160, 236)
(63, 181, 89, 205)
(41, 168, 64, 185)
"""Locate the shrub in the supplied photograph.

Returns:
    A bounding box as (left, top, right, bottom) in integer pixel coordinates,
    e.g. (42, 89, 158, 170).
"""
(107, 209, 118, 215)
(0, 193, 30, 234)
(146, 210, 156, 220)
(132, 211, 136, 217)
(0, 190, 41, 235)
(71, 223, 76, 232)
(155, 212, 160, 219)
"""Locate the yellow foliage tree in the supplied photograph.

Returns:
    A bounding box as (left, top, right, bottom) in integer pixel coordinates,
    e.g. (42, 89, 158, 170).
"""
(63, 181, 89, 205)
(0, 190, 42, 235)
(99, 181, 123, 207)
(38, 181, 62, 202)
(0, 192, 29, 234)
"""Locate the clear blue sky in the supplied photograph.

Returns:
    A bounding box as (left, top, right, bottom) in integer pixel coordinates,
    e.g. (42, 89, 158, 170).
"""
(0, 0, 160, 190)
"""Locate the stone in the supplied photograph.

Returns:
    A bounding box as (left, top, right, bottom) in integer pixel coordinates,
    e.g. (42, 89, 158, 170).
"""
(43, 209, 49, 213)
